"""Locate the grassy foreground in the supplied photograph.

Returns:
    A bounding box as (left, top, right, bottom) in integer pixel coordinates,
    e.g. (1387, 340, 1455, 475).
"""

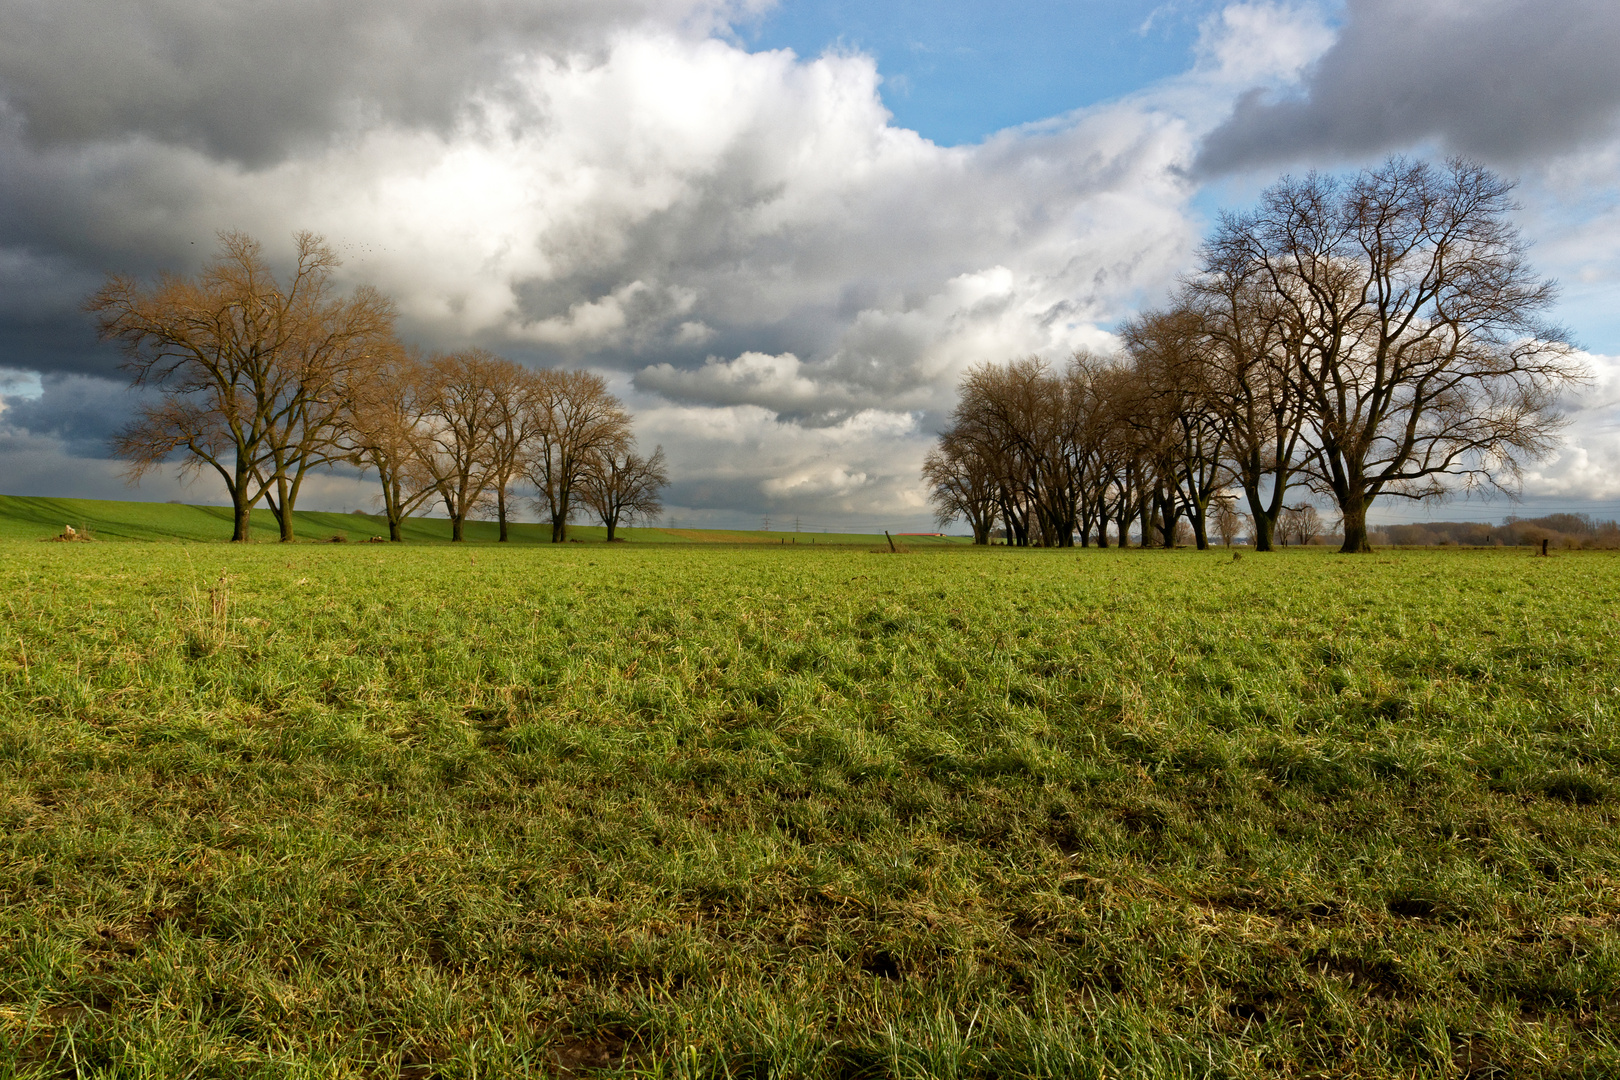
(1, 543, 1618, 1078)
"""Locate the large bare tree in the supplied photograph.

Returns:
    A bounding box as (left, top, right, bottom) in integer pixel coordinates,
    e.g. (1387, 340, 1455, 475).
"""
(526, 369, 631, 543)
(1236, 158, 1585, 553)
(92, 231, 396, 541)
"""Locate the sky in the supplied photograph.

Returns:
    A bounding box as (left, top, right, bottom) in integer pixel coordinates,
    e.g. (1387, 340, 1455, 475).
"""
(1, 0, 1618, 532)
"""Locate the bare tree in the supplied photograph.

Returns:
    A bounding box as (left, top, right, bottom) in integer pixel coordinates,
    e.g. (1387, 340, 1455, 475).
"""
(929, 352, 1160, 549)
(1212, 496, 1242, 547)
(1105, 357, 1189, 550)
(479, 359, 541, 542)
(416, 349, 503, 542)
(1122, 308, 1234, 549)
(1091, 363, 1153, 548)
(581, 444, 668, 541)
(526, 369, 631, 543)
(92, 231, 396, 541)
(1285, 503, 1322, 546)
(1064, 352, 1121, 547)
(1236, 158, 1586, 552)
(342, 346, 438, 541)
(1182, 233, 1309, 552)
(927, 163, 1579, 560)
(922, 431, 1000, 544)
(950, 358, 1083, 547)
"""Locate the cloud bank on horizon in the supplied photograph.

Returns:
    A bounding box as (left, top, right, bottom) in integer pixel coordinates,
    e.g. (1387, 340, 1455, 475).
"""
(1, 0, 1618, 527)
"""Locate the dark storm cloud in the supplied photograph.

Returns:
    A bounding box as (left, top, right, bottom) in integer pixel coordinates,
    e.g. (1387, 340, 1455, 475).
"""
(0, 373, 133, 457)
(0, 240, 131, 381)
(0, 0, 747, 166)
(0, 320, 120, 381)
(1197, 0, 1620, 174)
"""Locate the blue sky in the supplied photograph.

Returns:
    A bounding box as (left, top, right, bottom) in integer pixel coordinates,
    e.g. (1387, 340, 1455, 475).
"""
(749, 0, 1231, 145)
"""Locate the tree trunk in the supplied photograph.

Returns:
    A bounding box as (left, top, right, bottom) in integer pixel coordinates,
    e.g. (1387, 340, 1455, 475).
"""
(383, 476, 404, 541)
(1251, 510, 1273, 552)
(451, 513, 465, 542)
(232, 499, 252, 542)
(262, 487, 290, 543)
(1338, 494, 1373, 553)
(605, 513, 618, 542)
(497, 487, 509, 542)
(284, 471, 309, 542)
(273, 475, 296, 542)
(1158, 491, 1176, 549)
(1243, 480, 1275, 552)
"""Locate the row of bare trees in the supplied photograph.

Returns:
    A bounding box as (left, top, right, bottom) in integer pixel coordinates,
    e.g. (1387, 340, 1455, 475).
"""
(92, 232, 666, 542)
(346, 347, 666, 543)
(926, 158, 1587, 553)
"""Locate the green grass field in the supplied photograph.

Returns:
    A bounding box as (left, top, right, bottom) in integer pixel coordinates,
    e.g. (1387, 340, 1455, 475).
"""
(0, 495, 961, 547)
(2, 537, 1618, 1077)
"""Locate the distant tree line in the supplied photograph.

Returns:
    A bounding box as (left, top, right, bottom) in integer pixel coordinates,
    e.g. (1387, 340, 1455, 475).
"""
(1376, 514, 1620, 550)
(925, 158, 1587, 554)
(91, 233, 666, 542)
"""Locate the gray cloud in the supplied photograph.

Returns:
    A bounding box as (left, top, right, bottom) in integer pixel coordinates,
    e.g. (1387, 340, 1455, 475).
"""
(1197, 0, 1620, 174)
(1, 373, 137, 457)
(0, 0, 753, 166)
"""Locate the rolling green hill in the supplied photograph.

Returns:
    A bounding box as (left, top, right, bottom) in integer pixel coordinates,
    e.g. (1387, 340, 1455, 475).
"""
(0, 493, 964, 545)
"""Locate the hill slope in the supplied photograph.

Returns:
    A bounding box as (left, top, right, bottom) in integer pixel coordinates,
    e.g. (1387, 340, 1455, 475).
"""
(0, 494, 961, 545)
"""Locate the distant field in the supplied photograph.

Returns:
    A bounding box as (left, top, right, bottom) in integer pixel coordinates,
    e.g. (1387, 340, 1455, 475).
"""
(2, 542, 1618, 1077)
(0, 494, 963, 547)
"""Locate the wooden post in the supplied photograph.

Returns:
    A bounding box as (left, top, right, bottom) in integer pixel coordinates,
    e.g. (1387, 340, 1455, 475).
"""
(885, 530, 897, 553)
(1541, 538, 1549, 557)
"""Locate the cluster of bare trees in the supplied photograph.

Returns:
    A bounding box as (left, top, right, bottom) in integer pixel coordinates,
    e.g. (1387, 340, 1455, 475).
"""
(926, 158, 1587, 553)
(344, 347, 667, 543)
(93, 232, 666, 542)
